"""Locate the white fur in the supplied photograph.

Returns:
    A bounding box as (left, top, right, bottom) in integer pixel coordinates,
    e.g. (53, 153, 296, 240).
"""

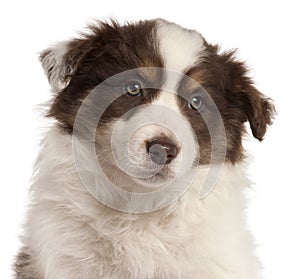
(157, 19, 206, 73)
(127, 18, 208, 184)
(39, 41, 71, 91)
(20, 20, 261, 279)
(22, 127, 260, 278)
(152, 91, 180, 112)
(110, 102, 198, 190)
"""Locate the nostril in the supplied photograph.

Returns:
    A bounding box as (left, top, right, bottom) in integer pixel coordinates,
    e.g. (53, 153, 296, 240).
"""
(166, 150, 177, 162)
(146, 137, 178, 165)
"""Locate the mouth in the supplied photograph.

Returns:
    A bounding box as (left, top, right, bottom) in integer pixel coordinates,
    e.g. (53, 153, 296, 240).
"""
(135, 164, 176, 185)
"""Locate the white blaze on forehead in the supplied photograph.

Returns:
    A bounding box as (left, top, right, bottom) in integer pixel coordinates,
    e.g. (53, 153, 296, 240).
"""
(156, 19, 206, 74)
(151, 91, 180, 112)
(154, 19, 206, 112)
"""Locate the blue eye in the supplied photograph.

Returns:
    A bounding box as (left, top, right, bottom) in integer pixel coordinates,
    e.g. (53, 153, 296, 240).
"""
(189, 95, 203, 110)
(125, 81, 143, 96)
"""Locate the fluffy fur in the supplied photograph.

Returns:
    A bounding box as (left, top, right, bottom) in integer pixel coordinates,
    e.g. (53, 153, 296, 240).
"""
(15, 19, 274, 278)
(17, 128, 259, 279)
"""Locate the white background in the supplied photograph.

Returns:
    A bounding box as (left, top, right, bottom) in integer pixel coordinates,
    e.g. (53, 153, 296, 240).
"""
(0, 0, 299, 278)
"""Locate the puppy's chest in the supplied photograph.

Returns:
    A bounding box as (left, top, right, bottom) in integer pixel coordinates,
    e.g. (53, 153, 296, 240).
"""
(89, 208, 204, 275)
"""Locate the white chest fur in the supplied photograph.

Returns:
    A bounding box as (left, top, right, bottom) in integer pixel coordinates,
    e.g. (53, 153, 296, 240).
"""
(22, 127, 260, 279)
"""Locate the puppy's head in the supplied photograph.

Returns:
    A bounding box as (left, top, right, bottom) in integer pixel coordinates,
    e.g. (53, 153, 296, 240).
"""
(40, 19, 275, 191)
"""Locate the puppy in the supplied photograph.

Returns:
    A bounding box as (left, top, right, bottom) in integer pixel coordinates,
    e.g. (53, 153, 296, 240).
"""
(15, 19, 274, 279)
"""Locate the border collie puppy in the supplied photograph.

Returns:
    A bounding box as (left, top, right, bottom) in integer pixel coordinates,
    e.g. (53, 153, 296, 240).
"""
(15, 19, 274, 279)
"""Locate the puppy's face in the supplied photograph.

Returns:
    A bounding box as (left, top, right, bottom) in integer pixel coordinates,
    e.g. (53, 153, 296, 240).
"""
(40, 19, 274, 190)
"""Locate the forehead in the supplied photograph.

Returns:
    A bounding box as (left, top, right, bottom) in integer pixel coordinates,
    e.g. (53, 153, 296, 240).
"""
(155, 19, 206, 95)
(85, 20, 206, 87)
(98, 20, 208, 110)
(156, 19, 206, 74)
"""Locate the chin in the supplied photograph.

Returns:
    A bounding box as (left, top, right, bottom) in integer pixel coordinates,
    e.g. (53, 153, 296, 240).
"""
(15, 18, 275, 279)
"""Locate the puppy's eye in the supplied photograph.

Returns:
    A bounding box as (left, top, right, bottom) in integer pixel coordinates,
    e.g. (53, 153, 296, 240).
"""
(189, 94, 204, 110)
(125, 81, 143, 96)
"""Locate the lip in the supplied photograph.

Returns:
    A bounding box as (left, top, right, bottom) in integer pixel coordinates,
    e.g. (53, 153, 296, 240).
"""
(137, 166, 175, 182)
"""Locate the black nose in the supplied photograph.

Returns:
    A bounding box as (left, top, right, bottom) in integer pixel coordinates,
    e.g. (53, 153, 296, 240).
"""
(146, 138, 178, 165)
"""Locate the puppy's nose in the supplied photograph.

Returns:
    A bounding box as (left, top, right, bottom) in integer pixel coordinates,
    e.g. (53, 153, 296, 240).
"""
(146, 138, 178, 165)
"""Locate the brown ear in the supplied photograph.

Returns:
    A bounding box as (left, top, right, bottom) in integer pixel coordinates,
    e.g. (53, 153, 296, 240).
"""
(218, 50, 276, 141)
(239, 85, 275, 141)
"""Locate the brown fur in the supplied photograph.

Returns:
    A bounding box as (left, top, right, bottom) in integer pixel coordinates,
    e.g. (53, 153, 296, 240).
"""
(39, 20, 275, 164)
(15, 19, 275, 279)
(179, 43, 275, 164)
(43, 20, 163, 133)
(14, 250, 37, 279)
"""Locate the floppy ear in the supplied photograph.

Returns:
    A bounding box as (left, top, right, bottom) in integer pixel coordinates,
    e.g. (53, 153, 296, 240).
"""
(39, 40, 89, 91)
(222, 51, 275, 141)
(238, 84, 275, 141)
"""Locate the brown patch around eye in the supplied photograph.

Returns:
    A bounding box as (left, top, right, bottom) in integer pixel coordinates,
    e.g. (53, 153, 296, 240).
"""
(47, 20, 164, 133)
(177, 63, 246, 165)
